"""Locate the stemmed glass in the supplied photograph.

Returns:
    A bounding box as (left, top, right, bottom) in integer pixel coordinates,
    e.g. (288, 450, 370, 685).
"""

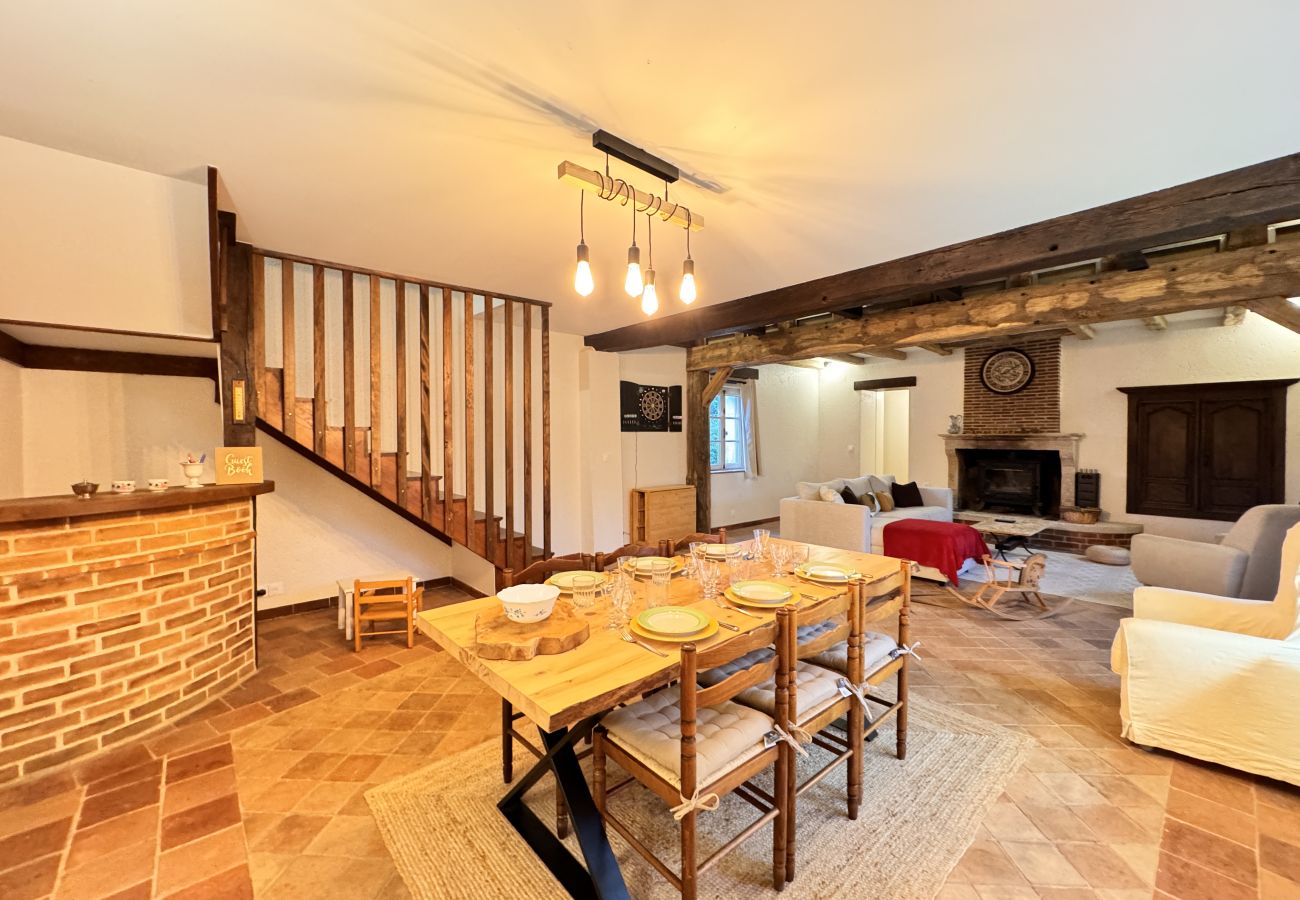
(770, 542, 792, 577)
(687, 541, 706, 579)
(697, 559, 721, 601)
(788, 543, 809, 576)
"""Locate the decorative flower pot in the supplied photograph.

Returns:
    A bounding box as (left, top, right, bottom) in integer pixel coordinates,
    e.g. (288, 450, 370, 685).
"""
(181, 462, 205, 488)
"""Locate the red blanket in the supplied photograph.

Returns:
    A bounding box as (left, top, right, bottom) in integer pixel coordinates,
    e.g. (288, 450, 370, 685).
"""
(882, 519, 987, 585)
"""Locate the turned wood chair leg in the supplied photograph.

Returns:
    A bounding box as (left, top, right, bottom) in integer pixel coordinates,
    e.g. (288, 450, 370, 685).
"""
(848, 699, 863, 820)
(785, 742, 797, 883)
(501, 699, 513, 783)
(353, 593, 362, 653)
(897, 662, 910, 761)
(773, 743, 788, 889)
(681, 809, 698, 900)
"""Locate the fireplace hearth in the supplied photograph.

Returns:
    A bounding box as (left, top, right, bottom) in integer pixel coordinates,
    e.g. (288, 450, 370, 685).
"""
(957, 449, 1062, 517)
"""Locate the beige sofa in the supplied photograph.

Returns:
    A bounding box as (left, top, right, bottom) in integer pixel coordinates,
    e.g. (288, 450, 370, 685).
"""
(778, 474, 955, 554)
(1130, 504, 1300, 600)
(1111, 523, 1300, 786)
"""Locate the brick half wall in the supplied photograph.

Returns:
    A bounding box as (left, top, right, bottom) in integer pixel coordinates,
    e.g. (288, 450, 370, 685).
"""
(0, 499, 257, 785)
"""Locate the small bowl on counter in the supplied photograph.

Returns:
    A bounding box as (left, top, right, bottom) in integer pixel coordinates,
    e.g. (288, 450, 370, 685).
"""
(71, 481, 99, 500)
(498, 584, 560, 623)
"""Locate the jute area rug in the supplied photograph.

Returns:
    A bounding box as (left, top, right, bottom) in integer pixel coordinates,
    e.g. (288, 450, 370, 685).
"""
(366, 699, 1032, 899)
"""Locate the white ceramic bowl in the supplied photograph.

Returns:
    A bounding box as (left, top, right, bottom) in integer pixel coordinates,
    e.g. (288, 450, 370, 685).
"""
(498, 584, 560, 623)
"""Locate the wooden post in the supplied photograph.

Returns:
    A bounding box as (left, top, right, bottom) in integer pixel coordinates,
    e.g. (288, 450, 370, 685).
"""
(281, 260, 296, 440)
(342, 273, 357, 475)
(685, 369, 711, 531)
(464, 292, 476, 549)
(419, 286, 432, 520)
(523, 303, 533, 565)
(369, 276, 382, 490)
(442, 288, 454, 534)
(250, 253, 265, 415)
(396, 281, 409, 509)
(541, 306, 552, 560)
(217, 211, 257, 446)
(484, 296, 496, 560)
(504, 298, 515, 570)
(312, 265, 327, 455)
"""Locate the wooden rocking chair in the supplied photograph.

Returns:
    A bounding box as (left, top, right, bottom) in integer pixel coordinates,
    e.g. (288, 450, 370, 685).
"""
(950, 553, 1068, 620)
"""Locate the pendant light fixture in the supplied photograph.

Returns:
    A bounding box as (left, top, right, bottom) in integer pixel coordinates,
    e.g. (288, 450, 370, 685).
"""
(624, 197, 643, 297)
(573, 192, 594, 297)
(641, 210, 658, 315)
(679, 209, 697, 304)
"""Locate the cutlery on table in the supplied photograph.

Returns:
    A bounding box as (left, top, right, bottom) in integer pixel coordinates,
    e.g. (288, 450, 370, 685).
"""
(715, 620, 739, 632)
(713, 598, 759, 619)
(620, 628, 668, 657)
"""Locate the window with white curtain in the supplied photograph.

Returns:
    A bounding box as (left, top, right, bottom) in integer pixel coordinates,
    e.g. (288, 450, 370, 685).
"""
(708, 386, 746, 473)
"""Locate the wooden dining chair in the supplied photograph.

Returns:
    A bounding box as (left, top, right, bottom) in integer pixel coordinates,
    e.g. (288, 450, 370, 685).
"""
(805, 561, 913, 760)
(701, 582, 863, 883)
(497, 552, 592, 838)
(593, 611, 792, 899)
(352, 577, 422, 652)
(668, 527, 728, 553)
(593, 541, 661, 571)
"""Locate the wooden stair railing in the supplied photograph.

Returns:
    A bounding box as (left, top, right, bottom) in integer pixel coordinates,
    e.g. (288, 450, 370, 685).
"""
(249, 249, 551, 571)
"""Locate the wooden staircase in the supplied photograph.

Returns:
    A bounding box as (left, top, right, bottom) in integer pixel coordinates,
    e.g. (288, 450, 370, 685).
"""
(245, 250, 550, 571)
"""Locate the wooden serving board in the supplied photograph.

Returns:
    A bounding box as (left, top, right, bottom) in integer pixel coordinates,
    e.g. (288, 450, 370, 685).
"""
(473, 603, 591, 661)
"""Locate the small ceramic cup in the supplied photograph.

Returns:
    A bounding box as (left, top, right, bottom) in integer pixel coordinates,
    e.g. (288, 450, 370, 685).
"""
(147, 479, 168, 492)
(111, 480, 136, 493)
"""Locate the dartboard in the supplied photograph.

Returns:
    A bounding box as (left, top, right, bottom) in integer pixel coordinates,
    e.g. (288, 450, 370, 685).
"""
(980, 349, 1035, 394)
(638, 389, 666, 422)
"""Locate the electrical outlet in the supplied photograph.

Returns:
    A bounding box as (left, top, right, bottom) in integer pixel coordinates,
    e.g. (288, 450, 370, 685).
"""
(262, 582, 284, 597)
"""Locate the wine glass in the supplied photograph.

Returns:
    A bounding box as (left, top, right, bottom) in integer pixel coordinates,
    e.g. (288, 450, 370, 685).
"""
(770, 542, 792, 577)
(697, 559, 721, 601)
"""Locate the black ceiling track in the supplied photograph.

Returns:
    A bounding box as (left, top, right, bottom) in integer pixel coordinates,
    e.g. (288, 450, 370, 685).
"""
(592, 130, 679, 183)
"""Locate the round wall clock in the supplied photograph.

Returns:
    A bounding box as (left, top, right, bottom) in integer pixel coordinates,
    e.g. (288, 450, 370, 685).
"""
(980, 349, 1035, 394)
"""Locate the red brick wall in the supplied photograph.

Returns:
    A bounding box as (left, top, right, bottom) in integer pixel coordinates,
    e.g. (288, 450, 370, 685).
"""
(0, 499, 256, 785)
(963, 335, 1061, 434)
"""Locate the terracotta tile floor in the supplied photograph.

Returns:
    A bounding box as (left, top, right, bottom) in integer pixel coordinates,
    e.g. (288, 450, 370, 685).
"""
(1, 584, 1297, 899)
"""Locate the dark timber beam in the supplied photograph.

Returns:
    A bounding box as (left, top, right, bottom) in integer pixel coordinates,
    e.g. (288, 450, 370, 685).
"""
(854, 377, 917, 391)
(0, 328, 218, 385)
(686, 241, 1300, 370)
(1249, 297, 1300, 334)
(586, 151, 1300, 352)
(685, 370, 711, 531)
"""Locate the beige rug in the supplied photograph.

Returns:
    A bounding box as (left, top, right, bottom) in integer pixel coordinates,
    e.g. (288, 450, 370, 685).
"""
(366, 700, 1032, 899)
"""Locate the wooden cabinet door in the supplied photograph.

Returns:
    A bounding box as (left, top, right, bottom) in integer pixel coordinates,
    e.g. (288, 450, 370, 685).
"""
(1128, 399, 1197, 517)
(1199, 398, 1275, 519)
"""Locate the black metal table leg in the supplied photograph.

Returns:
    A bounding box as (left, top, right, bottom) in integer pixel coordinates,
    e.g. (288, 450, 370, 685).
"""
(497, 715, 630, 900)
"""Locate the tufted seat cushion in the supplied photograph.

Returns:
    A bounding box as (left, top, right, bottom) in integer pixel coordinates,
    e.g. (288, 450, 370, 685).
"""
(601, 686, 773, 788)
(698, 648, 844, 724)
(805, 630, 900, 680)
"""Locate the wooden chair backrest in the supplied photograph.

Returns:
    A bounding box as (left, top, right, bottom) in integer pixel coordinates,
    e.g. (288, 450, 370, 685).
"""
(679, 612, 789, 798)
(790, 582, 862, 718)
(354, 577, 415, 603)
(670, 528, 728, 552)
(501, 555, 591, 588)
(594, 542, 661, 571)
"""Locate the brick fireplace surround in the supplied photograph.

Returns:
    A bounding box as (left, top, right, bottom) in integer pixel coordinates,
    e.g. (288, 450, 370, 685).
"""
(0, 483, 272, 785)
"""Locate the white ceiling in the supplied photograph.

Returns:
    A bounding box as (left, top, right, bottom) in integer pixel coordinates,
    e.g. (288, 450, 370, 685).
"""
(2, 1, 1299, 337)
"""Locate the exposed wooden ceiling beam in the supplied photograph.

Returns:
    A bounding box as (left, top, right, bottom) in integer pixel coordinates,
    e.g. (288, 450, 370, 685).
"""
(777, 359, 825, 370)
(861, 348, 907, 361)
(824, 353, 868, 366)
(701, 366, 733, 407)
(685, 242, 1300, 370)
(1143, 316, 1169, 331)
(1067, 324, 1097, 340)
(1248, 297, 1300, 334)
(586, 152, 1300, 352)
(917, 343, 953, 356)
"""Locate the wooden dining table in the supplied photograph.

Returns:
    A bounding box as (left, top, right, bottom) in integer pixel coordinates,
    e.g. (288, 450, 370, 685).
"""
(415, 542, 909, 899)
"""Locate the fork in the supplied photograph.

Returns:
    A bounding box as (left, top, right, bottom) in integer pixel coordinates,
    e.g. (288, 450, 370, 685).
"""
(620, 628, 668, 657)
(713, 597, 759, 619)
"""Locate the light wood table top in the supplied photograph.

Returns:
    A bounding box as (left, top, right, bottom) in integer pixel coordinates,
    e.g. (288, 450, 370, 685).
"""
(415, 543, 906, 732)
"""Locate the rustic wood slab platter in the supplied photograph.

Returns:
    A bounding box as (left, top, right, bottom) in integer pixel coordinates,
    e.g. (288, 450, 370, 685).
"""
(473, 602, 591, 660)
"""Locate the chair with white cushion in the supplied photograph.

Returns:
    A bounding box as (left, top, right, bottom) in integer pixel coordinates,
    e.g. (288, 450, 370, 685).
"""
(593, 612, 792, 899)
(700, 582, 865, 884)
(1111, 523, 1300, 786)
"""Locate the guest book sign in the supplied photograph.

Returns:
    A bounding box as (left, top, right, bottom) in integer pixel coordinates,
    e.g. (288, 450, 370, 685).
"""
(214, 447, 264, 484)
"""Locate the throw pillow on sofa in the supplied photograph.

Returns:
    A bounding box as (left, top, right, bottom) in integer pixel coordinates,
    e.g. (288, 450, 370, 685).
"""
(797, 479, 845, 500)
(858, 491, 881, 513)
(818, 485, 846, 503)
(891, 481, 924, 507)
(874, 490, 896, 512)
(839, 486, 860, 505)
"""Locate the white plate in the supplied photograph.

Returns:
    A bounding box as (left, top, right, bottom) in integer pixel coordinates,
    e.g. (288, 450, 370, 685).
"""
(703, 543, 742, 558)
(799, 564, 852, 583)
(635, 606, 711, 636)
(730, 581, 793, 604)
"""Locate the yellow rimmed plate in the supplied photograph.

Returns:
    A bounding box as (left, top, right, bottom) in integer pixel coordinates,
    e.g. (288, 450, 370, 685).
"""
(729, 580, 793, 605)
(723, 586, 792, 611)
(702, 543, 743, 558)
(795, 562, 855, 585)
(629, 616, 719, 644)
(635, 606, 711, 636)
(544, 570, 608, 593)
(622, 556, 685, 577)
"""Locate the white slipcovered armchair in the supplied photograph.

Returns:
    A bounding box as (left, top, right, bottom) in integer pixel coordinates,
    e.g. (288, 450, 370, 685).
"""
(1111, 523, 1300, 786)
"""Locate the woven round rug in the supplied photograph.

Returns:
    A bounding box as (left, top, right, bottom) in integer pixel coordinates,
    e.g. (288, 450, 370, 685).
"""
(366, 698, 1031, 899)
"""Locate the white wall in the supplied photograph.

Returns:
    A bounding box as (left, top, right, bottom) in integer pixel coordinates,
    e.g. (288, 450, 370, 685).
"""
(712, 365, 818, 527)
(0, 360, 25, 499)
(0, 136, 211, 337)
(254, 435, 452, 609)
(618, 347, 688, 541)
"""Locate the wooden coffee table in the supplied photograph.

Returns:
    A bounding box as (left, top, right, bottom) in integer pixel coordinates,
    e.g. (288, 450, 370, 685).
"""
(971, 519, 1048, 559)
